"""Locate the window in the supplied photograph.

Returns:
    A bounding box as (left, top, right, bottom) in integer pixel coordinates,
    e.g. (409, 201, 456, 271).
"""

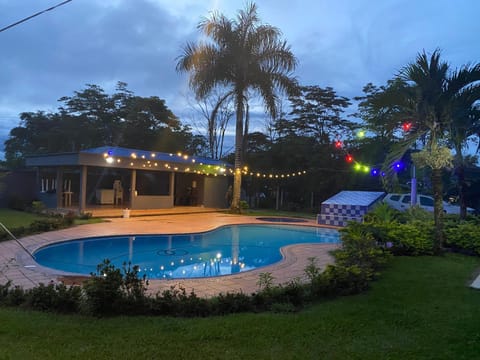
(389, 195, 401, 202)
(401, 195, 411, 204)
(419, 196, 434, 206)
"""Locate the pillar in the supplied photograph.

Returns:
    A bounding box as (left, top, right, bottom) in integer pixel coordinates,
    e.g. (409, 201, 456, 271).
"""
(130, 169, 136, 209)
(79, 165, 87, 213)
(56, 167, 64, 208)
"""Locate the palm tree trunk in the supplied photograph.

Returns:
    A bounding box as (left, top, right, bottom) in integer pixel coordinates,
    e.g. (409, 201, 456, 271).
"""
(231, 96, 244, 212)
(431, 168, 444, 253)
(458, 164, 467, 219)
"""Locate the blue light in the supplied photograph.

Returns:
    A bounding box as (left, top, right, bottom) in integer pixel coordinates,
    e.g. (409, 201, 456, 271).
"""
(392, 161, 405, 172)
(107, 150, 113, 156)
(371, 168, 379, 176)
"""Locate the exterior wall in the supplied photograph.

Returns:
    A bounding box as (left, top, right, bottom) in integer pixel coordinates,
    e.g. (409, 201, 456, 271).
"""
(0, 170, 36, 209)
(203, 176, 229, 208)
(132, 195, 173, 209)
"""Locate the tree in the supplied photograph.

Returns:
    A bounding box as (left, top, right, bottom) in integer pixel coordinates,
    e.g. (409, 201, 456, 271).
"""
(187, 89, 234, 159)
(176, 2, 298, 211)
(382, 50, 480, 251)
(4, 83, 203, 168)
(446, 65, 480, 217)
(276, 85, 352, 143)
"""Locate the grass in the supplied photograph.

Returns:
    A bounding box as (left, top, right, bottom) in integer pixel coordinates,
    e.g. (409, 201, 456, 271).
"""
(0, 208, 44, 228)
(0, 208, 103, 239)
(0, 253, 479, 359)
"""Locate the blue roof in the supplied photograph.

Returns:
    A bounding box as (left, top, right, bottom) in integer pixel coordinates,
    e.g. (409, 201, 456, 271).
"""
(322, 191, 385, 207)
(81, 146, 231, 167)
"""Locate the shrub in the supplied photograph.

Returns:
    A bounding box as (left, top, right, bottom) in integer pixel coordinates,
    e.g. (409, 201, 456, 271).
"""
(445, 222, 480, 255)
(0, 282, 26, 306)
(339, 222, 392, 272)
(24, 282, 82, 313)
(30, 201, 46, 214)
(386, 221, 434, 255)
(149, 286, 210, 317)
(210, 292, 253, 315)
(82, 260, 125, 316)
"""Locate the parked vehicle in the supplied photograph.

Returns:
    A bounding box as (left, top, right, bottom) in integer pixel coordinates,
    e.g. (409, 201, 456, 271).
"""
(384, 193, 475, 215)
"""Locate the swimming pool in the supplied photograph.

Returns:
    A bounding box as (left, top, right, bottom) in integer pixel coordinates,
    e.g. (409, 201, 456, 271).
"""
(34, 224, 339, 279)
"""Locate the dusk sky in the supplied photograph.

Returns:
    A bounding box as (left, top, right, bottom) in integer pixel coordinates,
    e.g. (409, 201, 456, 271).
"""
(1, 0, 479, 159)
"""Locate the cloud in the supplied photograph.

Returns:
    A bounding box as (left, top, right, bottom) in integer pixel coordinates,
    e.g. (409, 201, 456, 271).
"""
(1, 0, 480, 159)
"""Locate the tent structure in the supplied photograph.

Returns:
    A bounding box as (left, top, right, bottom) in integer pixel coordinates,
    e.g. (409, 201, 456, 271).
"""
(317, 190, 385, 227)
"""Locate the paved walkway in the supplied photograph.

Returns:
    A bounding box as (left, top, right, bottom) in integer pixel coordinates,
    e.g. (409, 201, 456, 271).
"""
(0, 213, 339, 297)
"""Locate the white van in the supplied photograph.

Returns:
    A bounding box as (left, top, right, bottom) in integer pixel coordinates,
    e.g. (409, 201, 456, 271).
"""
(384, 193, 475, 215)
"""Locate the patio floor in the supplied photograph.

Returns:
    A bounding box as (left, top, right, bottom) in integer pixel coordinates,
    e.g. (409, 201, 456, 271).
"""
(0, 212, 339, 297)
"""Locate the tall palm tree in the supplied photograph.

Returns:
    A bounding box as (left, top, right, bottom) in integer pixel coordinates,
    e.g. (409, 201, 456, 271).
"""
(447, 64, 480, 218)
(385, 50, 480, 252)
(176, 3, 298, 211)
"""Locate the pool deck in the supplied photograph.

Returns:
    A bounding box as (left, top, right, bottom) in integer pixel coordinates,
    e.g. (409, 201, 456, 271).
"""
(0, 213, 339, 297)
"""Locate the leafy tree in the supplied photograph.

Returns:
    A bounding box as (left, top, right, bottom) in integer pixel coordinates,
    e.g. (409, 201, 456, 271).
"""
(4, 83, 202, 168)
(276, 85, 353, 143)
(176, 2, 298, 212)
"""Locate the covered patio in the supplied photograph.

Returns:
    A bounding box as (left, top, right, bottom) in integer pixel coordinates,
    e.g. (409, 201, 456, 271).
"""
(25, 146, 232, 213)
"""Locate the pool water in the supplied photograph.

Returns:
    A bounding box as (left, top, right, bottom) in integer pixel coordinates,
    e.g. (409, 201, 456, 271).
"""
(34, 224, 339, 279)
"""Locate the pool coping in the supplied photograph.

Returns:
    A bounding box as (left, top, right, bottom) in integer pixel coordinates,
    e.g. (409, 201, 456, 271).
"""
(0, 213, 340, 297)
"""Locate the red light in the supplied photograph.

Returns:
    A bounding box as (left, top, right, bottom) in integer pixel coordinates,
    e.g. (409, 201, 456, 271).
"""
(334, 140, 343, 149)
(402, 122, 412, 132)
(345, 154, 353, 163)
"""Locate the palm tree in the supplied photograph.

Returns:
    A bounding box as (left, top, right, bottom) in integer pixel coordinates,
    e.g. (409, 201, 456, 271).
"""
(385, 49, 480, 252)
(176, 3, 298, 211)
(447, 64, 480, 218)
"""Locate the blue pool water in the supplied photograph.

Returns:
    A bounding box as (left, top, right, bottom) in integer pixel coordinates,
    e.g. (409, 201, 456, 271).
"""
(34, 224, 339, 279)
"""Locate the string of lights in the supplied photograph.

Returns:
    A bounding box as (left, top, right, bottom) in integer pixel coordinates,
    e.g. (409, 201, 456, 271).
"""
(334, 123, 412, 177)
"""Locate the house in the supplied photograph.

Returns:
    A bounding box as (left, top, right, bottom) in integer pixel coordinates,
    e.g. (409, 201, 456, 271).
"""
(25, 146, 232, 212)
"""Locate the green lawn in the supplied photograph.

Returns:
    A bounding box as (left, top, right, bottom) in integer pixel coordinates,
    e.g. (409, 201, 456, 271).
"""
(0, 208, 44, 228)
(0, 208, 103, 236)
(0, 254, 479, 359)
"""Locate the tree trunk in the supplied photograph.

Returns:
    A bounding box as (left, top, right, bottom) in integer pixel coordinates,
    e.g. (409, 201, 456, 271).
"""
(456, 164, 467, 219)
(231, 96, 244, 212)
(431, 167, 444, 253)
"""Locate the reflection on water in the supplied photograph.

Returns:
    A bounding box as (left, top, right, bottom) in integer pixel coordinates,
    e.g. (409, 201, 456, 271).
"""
(34, 225, 340, 279)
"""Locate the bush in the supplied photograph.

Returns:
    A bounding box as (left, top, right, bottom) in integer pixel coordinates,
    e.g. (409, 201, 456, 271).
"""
(386, 221, 434, 255)
(24, 283, 81, 313)
(0, 282, 27, 306)
(30, 201, 46, 214)
(445, 222, 480, 255)
(339, 222, 392, 271)
(82, 260, 126, 316)
(149, 286, 210, 317)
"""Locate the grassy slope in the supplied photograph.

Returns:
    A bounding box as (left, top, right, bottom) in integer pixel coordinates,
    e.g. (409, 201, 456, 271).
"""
(0, 254, 479, 359)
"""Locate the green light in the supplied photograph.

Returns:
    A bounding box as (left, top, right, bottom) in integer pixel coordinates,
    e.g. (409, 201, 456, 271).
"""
(363, 165, 370, 173)
(354, 163, 362, 171)
(357, 130, 366, 138)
